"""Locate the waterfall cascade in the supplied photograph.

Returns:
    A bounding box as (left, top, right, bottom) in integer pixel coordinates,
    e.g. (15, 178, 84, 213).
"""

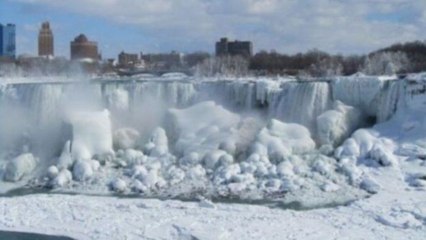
(0, 76, 406, 156)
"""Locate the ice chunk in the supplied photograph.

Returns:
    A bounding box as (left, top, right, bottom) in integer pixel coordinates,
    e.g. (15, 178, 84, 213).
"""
(198, 197, 216, 209)
(166, 101, 240, 157)
(179, 152, 200, 167)
(335, 139, 360, 159)
(110, 178, 127, 192)
(146, 128, 169, 157)
(360, 177, 381, 193)
(203, 150, 227, 170)
(277, 161, 295, 177)
(47, 165, 59, 179)
(51, 169, 72, 187)
(66, 109, 113, 160)
(73, 160, 94, 181)
(257, 119, 316, 159)
(352, 129, 378, 157)
(58, 141, 73, 169)
(118, 149, 146, 166)
(3, 153, 37, 182)
(218, 140, 237, 155)
(339, 158, 363, 185)
(369, 143, 398, 167)
(113, 128, 140, 150)
(317, 101, 362, 146)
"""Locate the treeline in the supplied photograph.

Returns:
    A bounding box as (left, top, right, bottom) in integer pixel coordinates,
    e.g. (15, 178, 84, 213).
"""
(249, 50, 364, 76)
(190, 40, 426, 77)
(374, 41, 426, 73)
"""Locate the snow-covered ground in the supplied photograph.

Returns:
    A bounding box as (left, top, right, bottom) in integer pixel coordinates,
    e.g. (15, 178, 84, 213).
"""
(0, 166, 424, 240)
(0, 74, 425, 239)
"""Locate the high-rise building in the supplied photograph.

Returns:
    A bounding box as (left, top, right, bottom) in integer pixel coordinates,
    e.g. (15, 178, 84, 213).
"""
(70, 34, 99, 60)
(0, 23, 16, 59)
(215, 38, 253, 58)
(38, 22, 54, 56)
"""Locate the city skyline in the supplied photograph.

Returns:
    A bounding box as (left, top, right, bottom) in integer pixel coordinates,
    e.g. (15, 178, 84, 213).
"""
(1, 0, 426, 59)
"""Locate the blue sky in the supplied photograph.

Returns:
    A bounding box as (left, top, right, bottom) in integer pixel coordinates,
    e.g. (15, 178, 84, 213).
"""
(1, 0, 426, 59)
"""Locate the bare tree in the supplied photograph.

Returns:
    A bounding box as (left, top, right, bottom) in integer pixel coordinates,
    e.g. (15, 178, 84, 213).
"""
(195, 56, 249, 77)
(306, 57, 343, 77)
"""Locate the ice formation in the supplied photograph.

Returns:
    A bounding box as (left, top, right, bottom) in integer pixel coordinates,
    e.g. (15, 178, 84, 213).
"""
(0, 73, 425, 208)
(3, 153, 37, 182)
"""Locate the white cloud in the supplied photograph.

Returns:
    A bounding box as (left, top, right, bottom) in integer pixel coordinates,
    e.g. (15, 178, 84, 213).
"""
(12, 0, 426, 54)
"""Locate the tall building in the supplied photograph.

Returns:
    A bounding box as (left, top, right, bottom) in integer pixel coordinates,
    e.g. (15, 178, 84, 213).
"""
(38, 22, 54, 57)
(70, 34, 99, 60)
(118, 51, 140, 67)
(215, 38, 253, 58)
(0, 23, 16, 59)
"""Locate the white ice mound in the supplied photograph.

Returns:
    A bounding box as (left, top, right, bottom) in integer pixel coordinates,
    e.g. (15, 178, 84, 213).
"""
(51, 169, 72, 187)
(113, 128, 140, 150)
(167, 101, 240, 157)
(145, 127, 169, 157)
(73, 160, 95, 181)
(257, 119, 315, 159)
(66, 109, 113, 160)
(317, 101, 362, 147)
(3, 153, 37, 182)
(335, 128, 398, 166)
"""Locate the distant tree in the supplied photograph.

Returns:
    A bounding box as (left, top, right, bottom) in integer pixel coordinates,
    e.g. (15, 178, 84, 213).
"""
(307, 57, 343, 77)
(374, 41, 426, 73)
(184, 52, 211, 67)
(195, 56, 249, 77)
